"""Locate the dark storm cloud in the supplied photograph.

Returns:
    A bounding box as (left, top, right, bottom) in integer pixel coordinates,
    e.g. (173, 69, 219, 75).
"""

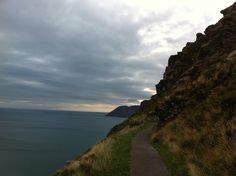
(0, 0, 169, 111)
(2, 0, 218, 111)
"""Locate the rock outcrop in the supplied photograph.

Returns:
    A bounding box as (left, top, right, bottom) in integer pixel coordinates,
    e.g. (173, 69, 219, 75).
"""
(144, 2, 236, 176)
(147, 2, 236, 123)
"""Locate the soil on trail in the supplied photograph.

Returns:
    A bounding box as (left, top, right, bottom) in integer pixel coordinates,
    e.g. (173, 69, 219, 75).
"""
(131, 128, 170, 176)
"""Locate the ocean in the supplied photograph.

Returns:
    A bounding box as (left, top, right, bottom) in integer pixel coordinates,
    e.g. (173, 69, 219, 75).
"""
(0, 108, 124, 176)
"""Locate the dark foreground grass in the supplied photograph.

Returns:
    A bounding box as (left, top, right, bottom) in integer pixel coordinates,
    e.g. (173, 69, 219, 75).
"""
(153, 140, 190, 176)
(55, 128, 141, 176)
(91, 128, 140, 176)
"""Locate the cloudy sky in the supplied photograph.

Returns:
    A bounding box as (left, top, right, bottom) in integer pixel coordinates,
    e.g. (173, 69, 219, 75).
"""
(0, 0, 235, 112)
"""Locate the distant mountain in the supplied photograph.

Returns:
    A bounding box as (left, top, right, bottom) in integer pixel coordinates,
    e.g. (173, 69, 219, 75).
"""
(106, 105, 140, 118)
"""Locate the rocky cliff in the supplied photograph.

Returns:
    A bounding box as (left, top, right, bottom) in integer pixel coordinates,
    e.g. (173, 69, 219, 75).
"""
(143, 2, 236, 175)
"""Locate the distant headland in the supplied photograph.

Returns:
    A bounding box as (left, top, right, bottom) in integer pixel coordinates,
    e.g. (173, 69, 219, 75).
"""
(106, 105, 140, 118)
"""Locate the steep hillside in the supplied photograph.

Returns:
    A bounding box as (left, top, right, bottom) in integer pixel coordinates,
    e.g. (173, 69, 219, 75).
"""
(147, 2, 236, 176)
(55, 2, 236, 176)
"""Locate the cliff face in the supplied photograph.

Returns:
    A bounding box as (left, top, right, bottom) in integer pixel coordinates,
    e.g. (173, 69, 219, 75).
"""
(145, 2, 236, 176)
(153, 2, 236, 101)
(164, 3, 235, 84)
(141, 2, 236, 116)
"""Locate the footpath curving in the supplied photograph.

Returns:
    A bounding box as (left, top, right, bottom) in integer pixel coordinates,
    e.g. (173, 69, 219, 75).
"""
(131, 128, 170, 176)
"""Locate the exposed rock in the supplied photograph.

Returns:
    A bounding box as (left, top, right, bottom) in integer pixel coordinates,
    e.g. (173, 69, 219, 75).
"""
(153, 2, 236, 99)
(142, 3, 236, 175)
(221, 2, 236, 16)
(140, 100, 149, 109)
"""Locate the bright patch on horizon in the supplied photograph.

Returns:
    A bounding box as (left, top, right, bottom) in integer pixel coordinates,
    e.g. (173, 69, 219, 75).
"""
(57, 103, 118, 112)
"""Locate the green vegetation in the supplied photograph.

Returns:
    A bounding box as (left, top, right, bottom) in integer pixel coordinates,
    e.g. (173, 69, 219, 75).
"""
(54, 122, 147, 176)
(89, 128, 139, 176)
(152, 140, 190, 176)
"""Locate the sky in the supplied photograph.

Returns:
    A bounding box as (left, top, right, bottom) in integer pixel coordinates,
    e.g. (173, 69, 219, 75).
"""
(0, 0, 235, 112)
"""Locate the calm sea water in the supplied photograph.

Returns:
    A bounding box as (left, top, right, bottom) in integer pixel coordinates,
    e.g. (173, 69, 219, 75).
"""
(0, 108, 124, 176)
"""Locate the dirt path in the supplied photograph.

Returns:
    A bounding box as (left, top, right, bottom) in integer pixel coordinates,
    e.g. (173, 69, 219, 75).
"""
(131, 128, 170, 176)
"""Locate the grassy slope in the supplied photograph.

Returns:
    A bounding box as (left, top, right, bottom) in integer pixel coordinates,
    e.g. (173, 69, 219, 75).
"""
(152, 140, 189, 176)
(93, 128, 138, 176)
(151, 100, 236, 176)
(149, 50, 236, 176)
(54, 115, 149, 176)
(147, 5, 236, 175)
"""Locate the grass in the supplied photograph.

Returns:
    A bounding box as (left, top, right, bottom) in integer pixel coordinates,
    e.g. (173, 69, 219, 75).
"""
(151, 101, 236, 176)
(152, 139, 190, 176)
(54, 123, 148, 176)
(90, 127, 140, 176)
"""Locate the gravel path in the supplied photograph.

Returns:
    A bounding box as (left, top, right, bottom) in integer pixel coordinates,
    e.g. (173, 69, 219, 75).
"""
(131, 128, 170, 176)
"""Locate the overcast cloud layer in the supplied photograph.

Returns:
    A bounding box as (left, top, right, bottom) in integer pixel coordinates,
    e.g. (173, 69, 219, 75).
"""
(0, 0, 235, 112)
